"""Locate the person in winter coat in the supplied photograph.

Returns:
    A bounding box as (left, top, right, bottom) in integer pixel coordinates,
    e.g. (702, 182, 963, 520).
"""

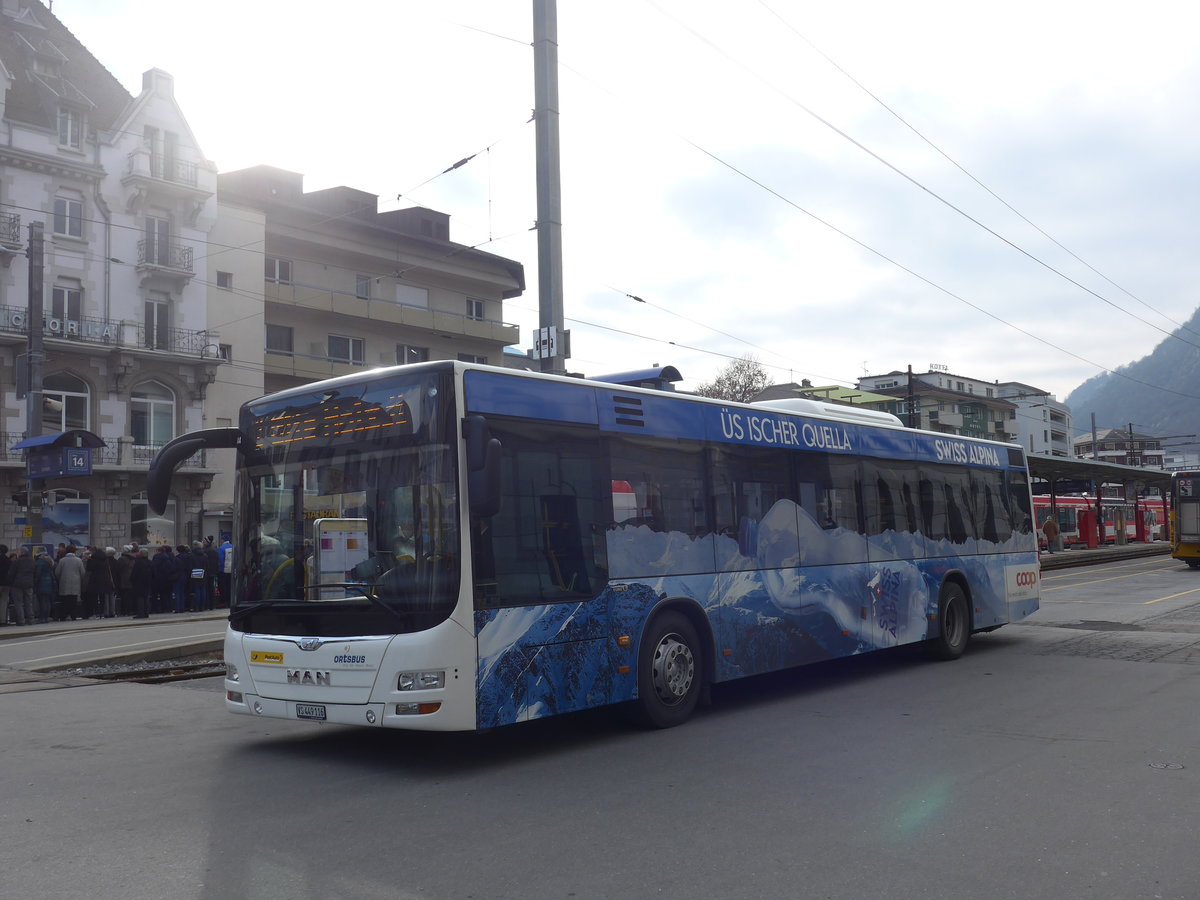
(131, 548, 153, 618)
(203, 538, 219, 611)
(86, 547, 117, 618)
(54, 547, 85, 621)
(150, 545, 174, 614)
(217, 535, 234, 608)
(0, 544, 10, 625)
(9, 546, 35, 626)
(115, 546, 136, 616)
(173, 545, 191, 613)
(33, 549, 56, 624)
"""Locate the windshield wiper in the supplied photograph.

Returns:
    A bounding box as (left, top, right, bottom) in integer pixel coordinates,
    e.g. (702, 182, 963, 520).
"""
(230, 582, 416, 630)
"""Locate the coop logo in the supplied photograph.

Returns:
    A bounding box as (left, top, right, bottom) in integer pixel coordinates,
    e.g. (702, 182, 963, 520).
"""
(1006, 565, 1039, 600)
(333, 654, 367, 665)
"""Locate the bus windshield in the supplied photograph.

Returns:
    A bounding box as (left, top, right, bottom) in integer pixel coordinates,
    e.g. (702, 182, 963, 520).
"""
(230, 370, 460, 636)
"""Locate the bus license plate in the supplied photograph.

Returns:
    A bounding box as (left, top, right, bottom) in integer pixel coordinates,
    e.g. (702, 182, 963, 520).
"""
(296, 703, 327, 721)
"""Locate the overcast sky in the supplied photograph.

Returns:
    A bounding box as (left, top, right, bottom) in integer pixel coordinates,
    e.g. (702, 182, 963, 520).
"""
(57, 0, 1200, 411)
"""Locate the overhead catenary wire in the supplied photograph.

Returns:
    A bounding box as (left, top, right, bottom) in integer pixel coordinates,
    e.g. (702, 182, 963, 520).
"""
(753, 0, 1200, 344)
(644, 0, 1200, 358)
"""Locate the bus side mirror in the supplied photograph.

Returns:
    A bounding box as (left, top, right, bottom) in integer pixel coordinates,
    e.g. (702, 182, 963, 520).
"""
(465, 415, 501, 518)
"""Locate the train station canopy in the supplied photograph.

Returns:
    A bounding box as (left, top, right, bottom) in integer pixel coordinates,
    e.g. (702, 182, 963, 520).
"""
(1027, 453, 1171, 496)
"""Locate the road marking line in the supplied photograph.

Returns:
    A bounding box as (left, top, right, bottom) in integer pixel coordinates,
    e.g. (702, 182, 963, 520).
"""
(1141, 586, 1200, 605)
(1041, 569, 1168, 591)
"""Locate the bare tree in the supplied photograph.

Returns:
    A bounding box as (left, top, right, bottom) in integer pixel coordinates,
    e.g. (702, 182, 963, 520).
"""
(694, 355, 771, 403)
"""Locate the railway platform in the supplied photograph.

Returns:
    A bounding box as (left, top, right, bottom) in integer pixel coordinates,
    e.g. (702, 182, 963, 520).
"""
(1037, 540, 1172, 570)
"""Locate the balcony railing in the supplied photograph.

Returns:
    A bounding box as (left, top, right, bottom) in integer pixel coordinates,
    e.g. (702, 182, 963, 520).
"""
(0, 210, 20, 246)
(149, 154, 198, 187)
(136, 325, 217, 355)
(0, 304, 217, 357)
(137, 239, 194, 274)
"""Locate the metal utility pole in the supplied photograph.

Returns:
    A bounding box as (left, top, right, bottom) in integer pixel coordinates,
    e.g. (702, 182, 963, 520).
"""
(532, 0, 567, 373)
(905, 365, 916, 428)
(25, 222, 45, 545)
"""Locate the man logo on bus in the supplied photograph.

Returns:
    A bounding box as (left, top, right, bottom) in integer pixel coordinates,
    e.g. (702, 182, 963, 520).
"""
(287, 670, 331, 686)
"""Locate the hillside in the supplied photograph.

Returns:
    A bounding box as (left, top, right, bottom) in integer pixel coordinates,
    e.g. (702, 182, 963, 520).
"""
(1065, 306, 1200, 438)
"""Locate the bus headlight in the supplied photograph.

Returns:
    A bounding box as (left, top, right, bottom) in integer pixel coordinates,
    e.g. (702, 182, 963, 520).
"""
(398, 670, 444, 691)
(226, 663, 239, 682)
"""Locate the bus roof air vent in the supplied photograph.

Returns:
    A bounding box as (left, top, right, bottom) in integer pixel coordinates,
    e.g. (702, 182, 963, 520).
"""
(611, 394, 646, 428)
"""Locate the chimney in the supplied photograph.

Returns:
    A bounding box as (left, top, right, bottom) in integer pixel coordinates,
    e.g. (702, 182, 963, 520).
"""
(142, 68, 174, 98)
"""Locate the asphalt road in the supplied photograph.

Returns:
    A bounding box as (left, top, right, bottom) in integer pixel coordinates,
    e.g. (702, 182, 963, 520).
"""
(3, 558, 1199, 900)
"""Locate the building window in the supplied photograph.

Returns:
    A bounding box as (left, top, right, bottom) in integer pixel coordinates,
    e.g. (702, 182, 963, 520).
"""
(356, 274, 371, 299)
(265, 323, 293, 355)
(144, 292, 170, 350)
(216, 271, 233, 290)
(466, 298, 485, 321)
(145, 216, 170, 266)
(53, 197, 82, 238)
(43, 373, 89, 431)
(131, 381, 176, 448)
(397, 345, 429, 365)
(51, 285, 82, 321)
(218, 343, 232, 361)
(457, 353, 487, 365)
(57, 107, 82, 149)
(265, 257, 292, 284)
(328, 334, 364, 365)
(396, 284, 429, 308)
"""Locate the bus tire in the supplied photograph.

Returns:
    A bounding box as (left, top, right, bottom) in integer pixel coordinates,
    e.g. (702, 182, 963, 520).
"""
(637, 611, 702, 728)
(1187, 560, 1200, 569)
(926, 582, 970, 661)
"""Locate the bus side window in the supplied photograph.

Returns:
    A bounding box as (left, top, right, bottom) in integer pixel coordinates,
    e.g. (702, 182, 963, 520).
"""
(476, 422, 607, 605)
(608, 436, 713, 577)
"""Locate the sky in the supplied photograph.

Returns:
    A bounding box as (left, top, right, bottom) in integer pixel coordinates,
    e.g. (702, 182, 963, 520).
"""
(53, 0, 1200, 410)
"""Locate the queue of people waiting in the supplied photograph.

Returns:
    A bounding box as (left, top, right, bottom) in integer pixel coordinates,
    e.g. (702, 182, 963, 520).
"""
(0, 536, 233, 626)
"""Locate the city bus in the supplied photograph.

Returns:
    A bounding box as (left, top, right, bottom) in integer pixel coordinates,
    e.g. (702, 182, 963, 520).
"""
(1170, 472, 1200, 567)
(147, 361, 1041, 731)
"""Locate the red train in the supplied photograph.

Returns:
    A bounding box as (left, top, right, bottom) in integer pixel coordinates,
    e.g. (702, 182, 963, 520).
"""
(1032, 495, 1166, 548)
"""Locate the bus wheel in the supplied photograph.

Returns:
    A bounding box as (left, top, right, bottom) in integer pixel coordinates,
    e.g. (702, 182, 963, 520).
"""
(637, 612, 702, 728)
(1187, 560, 1200, 569)
(926, 582, 970, 661)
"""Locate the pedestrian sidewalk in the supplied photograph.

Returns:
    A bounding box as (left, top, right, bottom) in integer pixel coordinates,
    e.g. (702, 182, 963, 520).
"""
(0, 608, 228, 642)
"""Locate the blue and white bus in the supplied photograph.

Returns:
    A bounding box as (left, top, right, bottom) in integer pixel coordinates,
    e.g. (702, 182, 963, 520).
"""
(148, 362, 1040, 731)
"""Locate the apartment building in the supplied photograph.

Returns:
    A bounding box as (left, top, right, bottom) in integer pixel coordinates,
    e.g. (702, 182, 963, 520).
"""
(191, 168, 525, 538)
(994, 381, 1072, 457)
(856, 368, 1019, 442)
(0, 1, 221, 549)
(215, 166, 525, 399)
(1073, 428, 1166, 469)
